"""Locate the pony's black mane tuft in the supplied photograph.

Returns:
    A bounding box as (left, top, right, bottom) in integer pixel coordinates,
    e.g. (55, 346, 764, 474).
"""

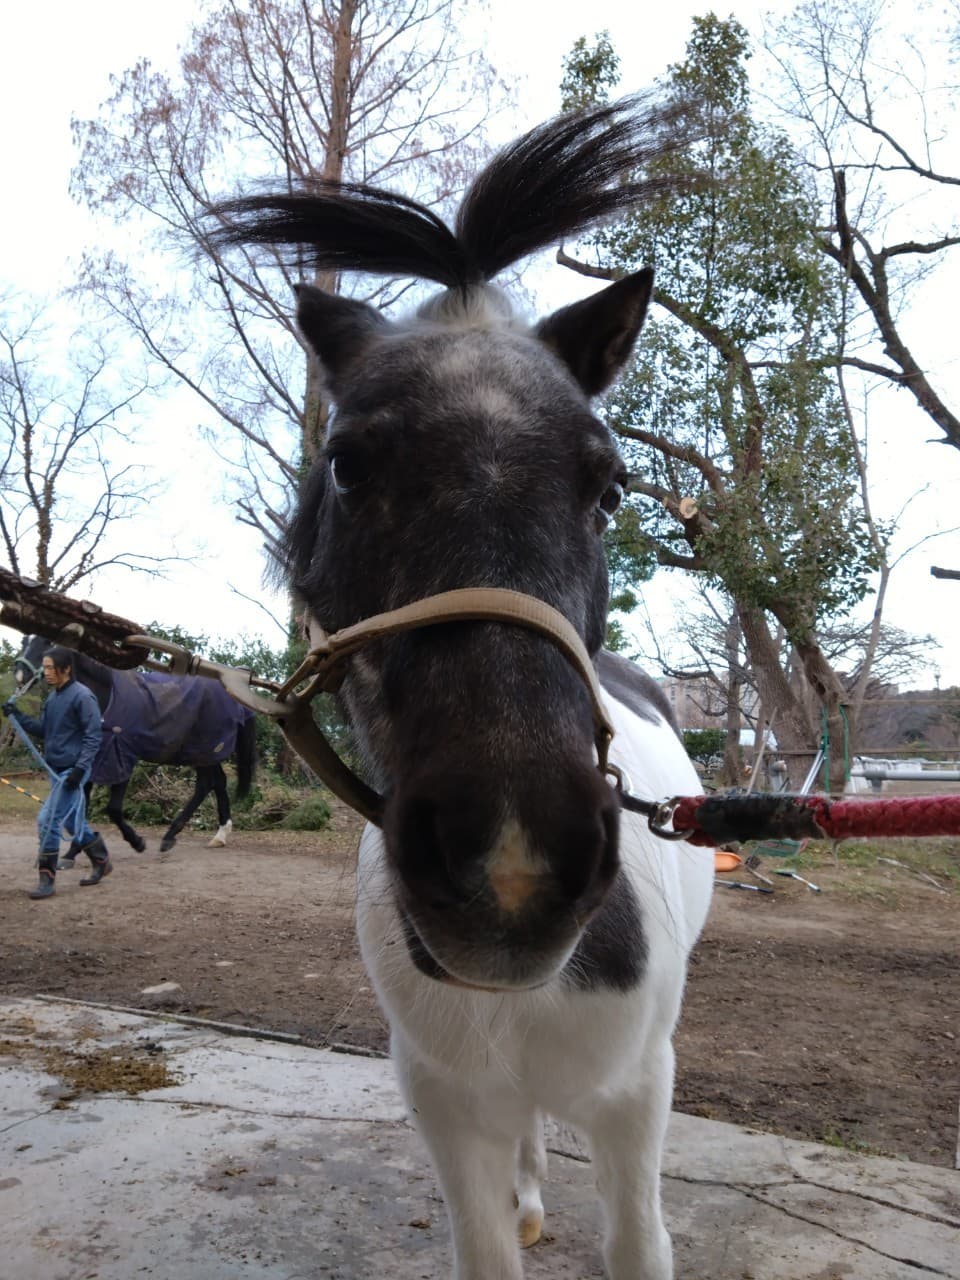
(210, 93, 700, 290)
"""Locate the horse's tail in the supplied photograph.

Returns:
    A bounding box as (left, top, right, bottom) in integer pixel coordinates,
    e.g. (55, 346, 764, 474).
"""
(209, 93, 703, 292)
(234, 715, 257, 799)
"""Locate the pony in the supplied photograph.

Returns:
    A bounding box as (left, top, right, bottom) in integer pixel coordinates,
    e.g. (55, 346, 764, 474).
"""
(214, 94, 713, 1280)
(14, 635, 256, 855)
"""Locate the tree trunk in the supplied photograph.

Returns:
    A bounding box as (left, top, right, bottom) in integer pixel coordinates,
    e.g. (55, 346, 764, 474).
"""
(721, 612, 744, 786)
(791, 635, 854, 792)
(738, 604, 816, 788)
(302, 0, 359, 464)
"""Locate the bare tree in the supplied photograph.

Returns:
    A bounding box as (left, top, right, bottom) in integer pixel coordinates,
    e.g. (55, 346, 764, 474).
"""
(71, 0, 504, 552)
(640, 577, 937, 785)
(0, 297, 168, 591)
(767, 0, 960, 450)
(639, 590, 754, 785)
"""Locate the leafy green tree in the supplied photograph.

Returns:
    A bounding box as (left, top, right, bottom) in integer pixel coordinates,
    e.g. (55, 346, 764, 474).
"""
(560, 32, 621, 112)
(682, 727, 726, 769)
(561, 18, 884, 784)
(0, 637, 16, 678)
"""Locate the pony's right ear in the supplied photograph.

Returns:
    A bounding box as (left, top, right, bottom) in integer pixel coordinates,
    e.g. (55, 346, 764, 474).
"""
(295, 285, 388, 396)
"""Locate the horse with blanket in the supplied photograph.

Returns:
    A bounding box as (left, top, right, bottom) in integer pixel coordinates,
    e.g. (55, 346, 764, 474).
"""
(14, 635, 256, 858)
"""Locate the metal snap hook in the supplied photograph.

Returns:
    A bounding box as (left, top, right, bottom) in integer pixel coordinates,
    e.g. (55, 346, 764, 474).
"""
(647, 798, 692, 841)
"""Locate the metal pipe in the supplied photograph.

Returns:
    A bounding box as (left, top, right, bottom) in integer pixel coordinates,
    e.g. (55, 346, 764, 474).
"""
(856, 769, 960, 782)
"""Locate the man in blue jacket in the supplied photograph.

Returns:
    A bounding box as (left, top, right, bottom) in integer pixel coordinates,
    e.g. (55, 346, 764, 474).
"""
(2, 646, 112, 899)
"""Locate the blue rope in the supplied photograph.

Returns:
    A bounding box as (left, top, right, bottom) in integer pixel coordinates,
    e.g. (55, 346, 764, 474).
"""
(5, 705, 57, 780)
(5, 711, 87, 851)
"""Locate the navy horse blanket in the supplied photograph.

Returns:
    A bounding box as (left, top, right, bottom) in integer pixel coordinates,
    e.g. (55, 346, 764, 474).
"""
(92, 670, 255, 786)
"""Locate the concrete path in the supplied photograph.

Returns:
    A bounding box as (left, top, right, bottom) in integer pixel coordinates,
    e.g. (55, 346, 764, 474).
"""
(1, 996, 957, 1279)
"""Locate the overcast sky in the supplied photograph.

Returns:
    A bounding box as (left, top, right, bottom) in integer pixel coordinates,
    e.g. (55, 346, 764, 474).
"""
(1, 0, 958, 687)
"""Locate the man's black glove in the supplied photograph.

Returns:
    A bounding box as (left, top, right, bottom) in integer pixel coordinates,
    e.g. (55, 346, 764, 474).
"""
(64, 766, 84, 791)
(1, 700, 15, 717)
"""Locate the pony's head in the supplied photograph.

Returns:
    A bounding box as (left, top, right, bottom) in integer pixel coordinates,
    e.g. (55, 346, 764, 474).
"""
(215, 96, 697, 989)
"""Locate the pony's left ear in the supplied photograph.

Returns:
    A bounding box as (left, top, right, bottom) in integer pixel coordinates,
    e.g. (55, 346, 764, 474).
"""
(535, 268, 654, 396)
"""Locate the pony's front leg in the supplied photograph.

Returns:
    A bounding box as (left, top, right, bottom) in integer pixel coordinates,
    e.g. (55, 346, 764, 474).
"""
(515, 1112, 547, 1248)
(393, 1041, 525, 1280)
(581, 1041, 675, 1280)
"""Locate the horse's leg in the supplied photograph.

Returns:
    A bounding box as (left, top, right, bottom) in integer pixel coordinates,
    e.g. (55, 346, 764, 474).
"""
(515, 1111, 547, 1248)
(393, 1036, 524, 1280)
(160, 770, 211, 853)
(578, 1040, 675, 1280)
(106, 781, 147, 853)
(206, 765, 233, 846)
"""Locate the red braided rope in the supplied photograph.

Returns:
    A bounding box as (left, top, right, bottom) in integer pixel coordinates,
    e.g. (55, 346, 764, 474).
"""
(670, 793, 960, 847)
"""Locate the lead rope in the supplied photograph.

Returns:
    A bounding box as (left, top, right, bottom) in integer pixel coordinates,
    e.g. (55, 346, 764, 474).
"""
(662, 791, 960, 846)
(5, 711, 88, 853)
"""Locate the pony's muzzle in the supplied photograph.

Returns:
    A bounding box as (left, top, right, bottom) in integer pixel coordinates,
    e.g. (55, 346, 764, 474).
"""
(385, 764, 622, 987)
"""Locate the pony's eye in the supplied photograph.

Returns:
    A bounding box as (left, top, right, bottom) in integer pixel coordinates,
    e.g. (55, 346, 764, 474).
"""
(594, 481, 624, 533)
(598, 483, 624, 516)
(329, 449, 370, 495)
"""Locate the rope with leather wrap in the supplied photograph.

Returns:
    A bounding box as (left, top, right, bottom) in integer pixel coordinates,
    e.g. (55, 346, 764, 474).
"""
(5, 567, 960, 844)
(660, 791, 960, 846)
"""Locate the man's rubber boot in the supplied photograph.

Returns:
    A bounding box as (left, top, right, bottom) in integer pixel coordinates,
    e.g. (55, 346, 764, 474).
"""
(79, 834, 113, 886)
(29, 854, 58, 899)
(58, 839, 82, 870)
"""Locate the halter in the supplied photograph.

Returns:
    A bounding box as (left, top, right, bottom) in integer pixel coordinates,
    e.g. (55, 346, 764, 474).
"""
(10, 573, 960, 849)
(12, 646, 42, 697)
(129, 587, 618, 827)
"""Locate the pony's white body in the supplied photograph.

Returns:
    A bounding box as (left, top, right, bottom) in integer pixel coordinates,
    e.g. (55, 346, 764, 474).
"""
(357, 689, 714, 1280)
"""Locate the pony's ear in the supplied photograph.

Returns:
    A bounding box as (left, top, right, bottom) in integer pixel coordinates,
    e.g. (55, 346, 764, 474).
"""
(295, 284, 388, 395)
(535, 268, 654, 396)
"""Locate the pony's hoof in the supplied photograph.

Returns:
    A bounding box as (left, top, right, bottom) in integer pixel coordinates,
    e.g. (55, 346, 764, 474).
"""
(132, 837, 147, 853)
(518, 1209, 543, 1249)
(159, 838, 175, 853)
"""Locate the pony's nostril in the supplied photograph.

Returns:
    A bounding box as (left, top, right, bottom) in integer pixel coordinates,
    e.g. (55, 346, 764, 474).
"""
(551, 825, 617, 917)
(391, 789, 475, 906)
(572, 810, 620, 918)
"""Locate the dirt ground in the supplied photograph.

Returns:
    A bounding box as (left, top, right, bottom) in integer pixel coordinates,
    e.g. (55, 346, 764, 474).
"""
(0, 803, 956, 1168)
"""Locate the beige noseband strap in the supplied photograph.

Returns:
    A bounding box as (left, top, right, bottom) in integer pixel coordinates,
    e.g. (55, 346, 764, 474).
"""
(299, 588, 616, 825)
(307, 588, 611, 715)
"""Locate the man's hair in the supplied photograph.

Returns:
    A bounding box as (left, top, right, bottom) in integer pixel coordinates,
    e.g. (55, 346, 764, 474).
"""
(42, 646, 75, 674)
